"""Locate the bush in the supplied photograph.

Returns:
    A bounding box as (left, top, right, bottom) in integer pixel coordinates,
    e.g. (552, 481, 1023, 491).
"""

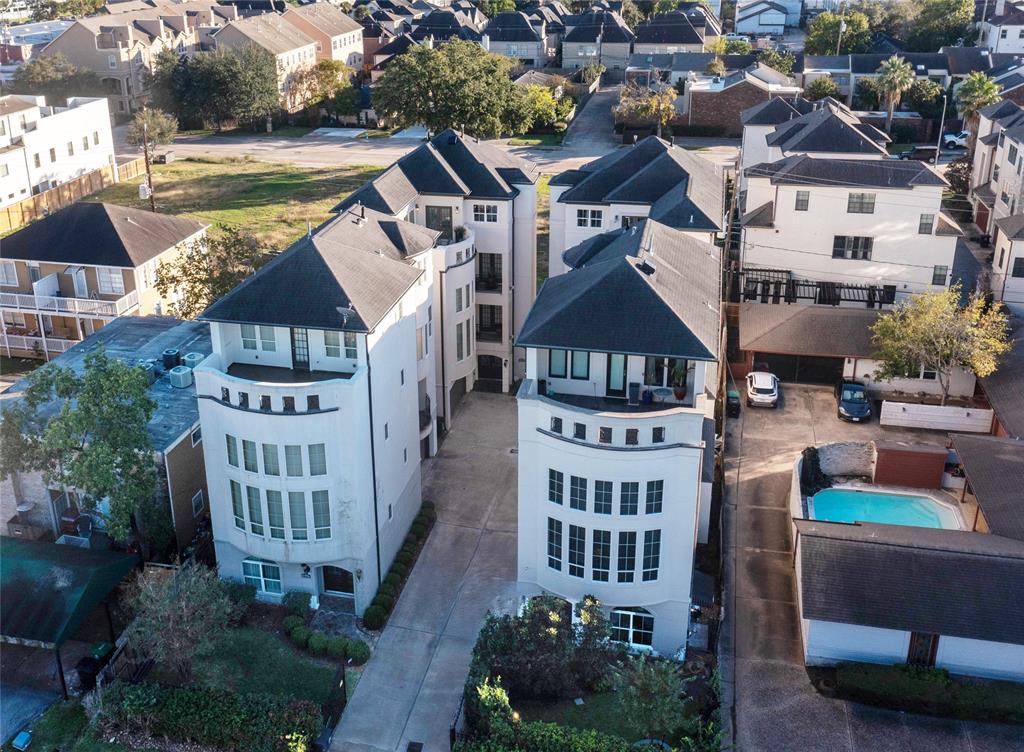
(384, 571, 403, 589)
(404, 533, 419, 548)
(410, 522, 427, 539)
(553, 121, 568, 133)
(417, 509, 436, 525)
(456, 718, 632, 752)
(307, 631, 328, 655)
(394, 550, 414, 568)
(362, 605, 387, 630)
(390, 561, 409, 579)
(282, 591, 312, 619)
(290, 625, 312, 649)
(373, 593, 394, 612)
(400, 543, 418, 557)
(282, 615, 305, 634)
(346, 639, 371, 665)
(327, 636, 348, 658)
(421, 500, 435, 510)
(376, 583, 396, 600)
(224, 581, 256, 622)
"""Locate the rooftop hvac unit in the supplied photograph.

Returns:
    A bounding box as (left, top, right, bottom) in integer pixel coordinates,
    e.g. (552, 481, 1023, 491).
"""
(139, 361, 157, 385)
(169, 365, 193, 389)
(162, 348, 180, 369)
(182, 351, 205, 369)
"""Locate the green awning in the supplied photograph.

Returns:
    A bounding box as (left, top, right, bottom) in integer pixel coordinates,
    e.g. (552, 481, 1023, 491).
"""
(0, 538, 137, 648)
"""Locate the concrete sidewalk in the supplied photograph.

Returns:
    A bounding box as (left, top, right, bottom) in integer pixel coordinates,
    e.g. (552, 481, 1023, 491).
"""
(332, 392, 519, 752)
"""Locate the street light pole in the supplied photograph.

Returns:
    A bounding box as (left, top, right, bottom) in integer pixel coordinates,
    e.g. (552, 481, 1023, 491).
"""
(936, 94, 948, 162)
(141, 119, 156, 213)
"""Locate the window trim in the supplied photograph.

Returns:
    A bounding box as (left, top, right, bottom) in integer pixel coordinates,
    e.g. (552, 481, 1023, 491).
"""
(191, 489, 204, 518)
(846, 192, 876, 214)
(242, 557, 282, 594)
(548, 348, 568, 378)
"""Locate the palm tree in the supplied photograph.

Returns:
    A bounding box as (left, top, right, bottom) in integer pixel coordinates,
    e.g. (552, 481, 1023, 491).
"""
(876, 55, 915, 134)
(956, 72, 1003, 151)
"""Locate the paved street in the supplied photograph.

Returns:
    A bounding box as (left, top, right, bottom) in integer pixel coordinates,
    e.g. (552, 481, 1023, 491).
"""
(332, 392, 519, 752)
(721, 384, 1024, 752)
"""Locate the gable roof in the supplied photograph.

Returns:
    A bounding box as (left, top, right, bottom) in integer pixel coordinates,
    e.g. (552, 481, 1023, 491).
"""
(741, 95, 815, 125)
(738, 303, 880, 358)
(563, 10, 633, 43)
(484, 11, 541, 41)
(628, 51, 757, 73)
(555, 136, 723, 231)
(736, 0, 787, 22)
(286, 2, 363, 36)
(764, 99, 891, 155)
(796, 519, 1024, 645)
(979, 315, 1024, 439)
(200, 206, 432, 333)
(848, 52, 947, 75)
(1, 203, 207, 268)
(995, 213, 1024, 240)
(518, 219, 720, 360)
(410, 8, 482, 40)
(634, 11, 707, 45)
(214, 12, 315, 54)
(952, 434, 1024, 542)
(746, 154, 948, 188)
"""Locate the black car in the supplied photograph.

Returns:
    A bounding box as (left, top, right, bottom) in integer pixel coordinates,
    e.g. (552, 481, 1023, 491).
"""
(834, 381, 872, 422)
(896, 146, 938, 164)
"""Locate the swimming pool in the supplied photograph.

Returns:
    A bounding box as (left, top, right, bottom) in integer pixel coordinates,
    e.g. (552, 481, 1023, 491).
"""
(809, 487, 961, 530)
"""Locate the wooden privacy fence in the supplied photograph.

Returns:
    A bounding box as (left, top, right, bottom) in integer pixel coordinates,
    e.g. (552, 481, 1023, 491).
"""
(879, 401, 994, 433)
(0, 157, 146, 234)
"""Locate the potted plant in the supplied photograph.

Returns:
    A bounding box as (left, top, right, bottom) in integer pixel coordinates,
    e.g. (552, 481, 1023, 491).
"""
(671, 362, 688, 400)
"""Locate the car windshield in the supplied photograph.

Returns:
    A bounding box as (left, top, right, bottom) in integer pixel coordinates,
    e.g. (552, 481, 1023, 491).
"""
(753, 387, 775, 395)
(841, 388, 867, 402)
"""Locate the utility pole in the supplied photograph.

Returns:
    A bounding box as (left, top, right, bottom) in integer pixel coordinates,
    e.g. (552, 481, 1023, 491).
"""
(141, 119, 156, 213)
(835, 18, 847, 56)
(935, 94, 948, 161)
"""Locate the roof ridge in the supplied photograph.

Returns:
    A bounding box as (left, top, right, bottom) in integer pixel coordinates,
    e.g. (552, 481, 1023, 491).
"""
(798, 524, 1024, 559)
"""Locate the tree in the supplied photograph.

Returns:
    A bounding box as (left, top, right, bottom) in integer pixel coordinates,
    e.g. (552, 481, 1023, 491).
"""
(853, 77, 881, 109)
(31, 0, 102, 20)
(871, 286, 1010, 405)
(570, 595, 614, 691)
(956, 72, 1002, 149)
(725, 39, 752, 54)
(614, 655, 690, 742)
(849, 0, 919, 40)
(126, 108, 178, 149)
(155, 227, 270, 319)
(10, 53, 104, 105)
(804, 76, 839, 101)
(292, 59, 352, 116)
(615, 84, 678, 138)
(0, 349, 169, 547)
(758, 48, 796, 75)
(705, 57, 726, 77)
(226, 44, 281, 127)
(906, 79, 944, 121)
(125, 565, 237, 681)
(805, 11, 872, 55)
(654, 0, 678, 13)
(905, 0, 973, 52)
(477, 0, 515, 15)
(876, 55, 915, 133)
(621, 0, 643, 28)
(580, 61, 605, 85)
(520, 84, 559, 129)
(353, 3, 370, 18)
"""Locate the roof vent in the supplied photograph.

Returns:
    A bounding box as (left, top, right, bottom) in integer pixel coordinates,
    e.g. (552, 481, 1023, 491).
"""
(637, 259, 656, 275)
(689, 213, 694, 224)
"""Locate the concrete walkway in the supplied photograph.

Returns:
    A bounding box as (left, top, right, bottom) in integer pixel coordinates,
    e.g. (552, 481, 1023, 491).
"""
(332, 392, 519, 752)
(562, 86, 620, 150)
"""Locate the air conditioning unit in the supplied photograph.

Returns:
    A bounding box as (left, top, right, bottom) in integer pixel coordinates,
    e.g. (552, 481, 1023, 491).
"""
(182, 352, 205, 369)
(139, 361, 157, 385)
(162, 348, 180, 369)
(169, 365, 193, 388)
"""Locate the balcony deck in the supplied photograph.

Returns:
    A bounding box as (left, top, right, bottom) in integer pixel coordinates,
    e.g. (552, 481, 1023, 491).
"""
(227, 363, 353, 383)
(546, 392, 691, 414)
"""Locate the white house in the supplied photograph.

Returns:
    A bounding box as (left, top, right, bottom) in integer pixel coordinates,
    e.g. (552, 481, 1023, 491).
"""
(735, 0, 787, 36)
(991, 215, 1024, 314)
(195, 206, 438, 611)
(548, 136, 723, 278)
(516, 218, 720, 656)
(980, 2, 1024, 54)
(0, 95, 114, 207)
(970, 99, 1024, 236)
(337, 129, 538, 415)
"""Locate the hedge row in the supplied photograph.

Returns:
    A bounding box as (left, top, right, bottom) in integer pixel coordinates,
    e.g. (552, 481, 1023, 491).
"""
(286, 622, 370, 665)
(455, 719, 634, 752)
(99, 681, 321, 752)
(836, 662, 1024, 724)
(362, 501, 436, 631)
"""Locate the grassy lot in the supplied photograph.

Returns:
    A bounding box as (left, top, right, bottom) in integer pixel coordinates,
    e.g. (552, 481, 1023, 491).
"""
(90, 157, 383, 249)
(0, 356, 40, 380)
(536, 174, 551, 287)
(508, 133, 564, 146)
(1, 700, 153, 752)
(516, 692, 642, 740)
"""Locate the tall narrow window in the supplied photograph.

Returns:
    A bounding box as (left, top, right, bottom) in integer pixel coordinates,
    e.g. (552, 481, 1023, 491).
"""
(259, 326, 276, 351)
(226, 435, 238, 467)
(308, 444, 327, 476)
(918, 214, 935, 235)
(569, 475, 587, 511)
(312, 490, 331, 539)
(645, 480, 664, 514)
(620, 482, 639, 515)
(241, 324, 258, 350)
(568, 524, 585, 577)
(548, 469, 564, 504)
(325, 330, 341, 357)
(266, 491, 285, 539)
(231, 480, 245, 529)
(592, 529, 610, 581)
(547, 517, 563, 570)
(262, 444, 280, 475)
(242, 440, 258, 472)
(246, 486, 264, 536)
(642, 529, 661, 581)
(570, 351, 589, 379)
(617, 531, 637, 582)
(594, 480, 612, 514)
(794, 190, 809, 211)
(344, 332, 358, 358)
(456, 322, 464, 361)
(455, 287, 463, 312)
(285, 445, 303, 476)
(289, 491, 307, 540)
(931, 265, 948, 285)
(549, 349, 567, 378)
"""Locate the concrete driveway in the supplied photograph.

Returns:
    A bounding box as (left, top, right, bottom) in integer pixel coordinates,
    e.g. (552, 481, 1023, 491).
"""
(562, 86, 620, 150)
(721, 384, 1024, 752)
(332, 392, 519, 752)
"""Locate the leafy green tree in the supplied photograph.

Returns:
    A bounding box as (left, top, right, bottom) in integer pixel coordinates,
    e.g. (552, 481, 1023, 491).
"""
(614, 84, 678, 137)
(226, 44, 280, 127)
(876, 55, 915, 133)
(477, 0, 515, 15)
(125, 565, 238, 681)
(853, 77, 881, 109)
(725, 39, 752, 54)
(31, 0, 103, 20)
(905, 79, 944, 120)
(705, 57, 726, 76)
(849, 0, 919, 40)
(871, 285, 1010, 405)
(10, 53, 104, 105)
(614, 655, 690, 742)
(805, 11, 872, 54)
(520, 84, 559, 129)
(126, 108, 179, 151)
(353, 3, 370, 18)
(571, 595, 614, 691)
(0, 349, 168, 546)
(905, 0, 973, 52)
(621, 0, 643, 28)
(956, 72, 1002, 148)
(654, 0, 678, 13)
(804, 76, 840, 101)
(155, 227, 269, 319)
(758, 49, 796, 75)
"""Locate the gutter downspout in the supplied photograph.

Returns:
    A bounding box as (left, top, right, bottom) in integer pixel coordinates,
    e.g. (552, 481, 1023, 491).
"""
(509, 196, 516, 391)
(365, 342, 383, 587)
(438, 265, 449, 429)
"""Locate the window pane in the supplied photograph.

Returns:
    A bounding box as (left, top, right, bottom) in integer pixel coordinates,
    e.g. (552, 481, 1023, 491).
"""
(308, 444, 327, 476)
(259, 326, 276, 351)
(226, 435, 238, 467)
(285, 445, 303, 476)
(312, 490, 331, 539)
(931, 265, 947, 285)
(549, 349, 567, 378)
(620, 482, 638, 515)
(795, 190, 809, 211)
(325, 330, 341, 357)
(617, 531, 636, 582)
(594, 480, 612, 514)
(919, 214, 935, 235)
(642, 529, 661, 581)
(246, 486, 264, 535)
(241, 324, 257, 350)
(571, 351, 588, 379)
(289, 491, 307, 540)
(592, 529, 610, 581)
(262, 563, 282, 594)
(267, 490, 285, 539)
(568, 524, 585, 578)
(231, 480, 245, 529)
(262, 444, 279, 475)
(548, 469, 564, 504)
(242, 440, 258, 472)
(645, 480, 663, 514)
(547, 517, 562, 570)
(344, 332, 358, 358)
(570, 475, 587, 511)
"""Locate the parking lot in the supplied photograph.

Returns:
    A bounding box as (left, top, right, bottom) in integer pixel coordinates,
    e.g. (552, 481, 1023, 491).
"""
(720, 384, 1024, 752)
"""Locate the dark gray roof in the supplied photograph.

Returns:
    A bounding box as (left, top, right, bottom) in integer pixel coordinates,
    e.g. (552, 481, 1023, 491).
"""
(801, 54, 849, 71)
(746, 154, 948, 188)
(952, 434, 1024, 541)
(374, 32, 415, 57)
(1, 203, 207, 268)
(630, 51, 757, 73)
(518, 219, 720, 360)
(796, 519, 1024, 645)
(980, 316, 1024, 438)
(741, 96, 808, 126)
(848, 53, 947, 75)
(764, 99, 890, 155)
(410, 9, 481, 40)
(738, 303, 879, 357)
(483, 11, 541, 41)
(995, 213, 1024, 240)
(563, 10, 633, 43)
(633, 12, 706, 45)
(741, 200, 774, 228)
(555, 136, 722, 231)
(998, 72, 1024, 91)
(940, 45, 996, 76)
(736, 0, 786, 21)
(200, 207, 431, 333)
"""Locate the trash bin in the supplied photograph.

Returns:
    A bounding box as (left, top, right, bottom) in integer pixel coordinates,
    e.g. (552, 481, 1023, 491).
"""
(91, 641, 114, 661)
(726, 389, 741, 418)
(75, 655, 101, 691)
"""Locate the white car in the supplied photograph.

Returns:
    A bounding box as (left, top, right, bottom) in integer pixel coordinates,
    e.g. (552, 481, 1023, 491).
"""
(746, 371, 780, 408)
(943, 130, 969, 149)
(725, 32, 750, 43)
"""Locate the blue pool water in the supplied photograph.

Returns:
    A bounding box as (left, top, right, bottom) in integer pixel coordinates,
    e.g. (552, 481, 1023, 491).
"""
(810, 488, 960, 529)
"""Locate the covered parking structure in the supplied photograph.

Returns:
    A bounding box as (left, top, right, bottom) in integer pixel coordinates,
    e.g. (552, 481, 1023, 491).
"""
(0, 539, 137, 699)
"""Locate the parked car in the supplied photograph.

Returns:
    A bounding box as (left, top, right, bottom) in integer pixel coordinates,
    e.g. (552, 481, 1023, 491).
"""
(943, 130, 969, 149)
(896, 145, 938, 164)
(834, 380, 872, 422)
(725, 32, 750, 43)
(746, 371, 779, 408)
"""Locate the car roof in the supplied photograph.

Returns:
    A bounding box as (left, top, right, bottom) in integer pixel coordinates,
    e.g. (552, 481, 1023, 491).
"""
(749, 371, 776, 384)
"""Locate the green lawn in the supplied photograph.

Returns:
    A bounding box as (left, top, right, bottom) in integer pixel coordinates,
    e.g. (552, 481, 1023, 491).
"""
(90, 158, 383, 249)
(508, 133, 563, 146)
(0, 356, 40, 380)
(1, 700, 153, 752)
(192, 627, 337, 705)
(516, 692, 643, 741)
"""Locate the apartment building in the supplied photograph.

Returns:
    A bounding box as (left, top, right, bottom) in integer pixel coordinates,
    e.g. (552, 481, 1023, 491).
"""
(41, 1, 239, 114)
(282, 2, 364, 67)
(980, 2, 1024, 54)
(561, 10, 634, 70)
(0, 95, 114, 208)
(548, 136, 723, 277)
(1, 315, 212, 553)
(516, 218, 720, 656)
(195, 206, 437, 610)
(681, 63, 802, 137)
(482, 12, 549, 67)
(213, 13, 317, 112)
(337, 129, 538, 416)
(0, 202, 207, 359)
(632, 10, 719, 55)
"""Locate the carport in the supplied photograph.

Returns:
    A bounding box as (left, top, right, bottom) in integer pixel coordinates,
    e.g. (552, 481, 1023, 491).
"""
(0, 539, 136, 699)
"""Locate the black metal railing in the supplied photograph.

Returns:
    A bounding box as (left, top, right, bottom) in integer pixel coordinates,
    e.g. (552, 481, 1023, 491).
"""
(730, 268, 897, 308)
(475, 275, 502, 292)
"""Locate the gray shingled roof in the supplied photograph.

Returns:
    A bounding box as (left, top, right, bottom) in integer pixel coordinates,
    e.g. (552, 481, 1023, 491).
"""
(979, 316, 1024, 439)
(952, 434, 1024, 542)
(796, 519, 1024, 645)
(746, 154, 948, 188)
(739, 303, 880, 357)
(1, 203, 207, 268)
(200, 207, 431, 333)
(563, 10, 633, 43)
(518, 219, 720, 360)
(741, 200, 774, 228)
(633, 11, 706, 45)
(741, 96, 802, 126)
(995, 214, 1024, 240)
(483, 11, 541, 41)
(765, 100, 890, 156)
(287, 2, 363, 36)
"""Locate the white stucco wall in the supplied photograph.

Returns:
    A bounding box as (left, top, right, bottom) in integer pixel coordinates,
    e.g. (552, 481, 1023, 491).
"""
(935, 635, 1024, 682)
(804, 619, 911, 666)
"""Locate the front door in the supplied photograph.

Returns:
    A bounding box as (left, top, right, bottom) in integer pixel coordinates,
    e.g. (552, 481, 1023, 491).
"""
(424, 206, 453, 241)
(72, 268, 88, 298)
(291, 328, 310, 371)
(322, 566, 355, 596)
(606, 353, 626, 398)
(907, 632, 939, 667)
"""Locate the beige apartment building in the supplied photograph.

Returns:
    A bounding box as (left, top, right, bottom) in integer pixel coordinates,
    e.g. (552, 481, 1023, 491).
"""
(281, 2, 363, 68)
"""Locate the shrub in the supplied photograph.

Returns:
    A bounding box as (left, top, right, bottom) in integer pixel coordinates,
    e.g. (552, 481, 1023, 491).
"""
(224, 581, 256, 622)
(362, 605, 387, 630)
(390, 561, 409, 579)
(346, 639, 371, 665)
(421, 500, 435, 510)
(394, 550, 414, 568)
(410, 522, 427, 539)
(282, 591, 312, 619)
(326, 636, 348, 658)
(403, 533, 418, 548)
(282, 614, 305, 633)
(416, 509, 436, 526)
(384, 571, 402, 589)
(456, 718, 632, 752)
(400, 543, 417, 557)
(290, 625, 312, 649)
(373, 593, 394, 612)
(376, 583, 396, 600)
(307, 631, 329, 655)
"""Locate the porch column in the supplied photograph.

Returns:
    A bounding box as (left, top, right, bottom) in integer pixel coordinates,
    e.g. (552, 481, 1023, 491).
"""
(54, 645, 68, 700)
(37, 312, 50, 362)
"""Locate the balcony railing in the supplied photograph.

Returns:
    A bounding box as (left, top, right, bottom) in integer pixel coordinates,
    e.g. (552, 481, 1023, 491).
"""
(2, 333, 78, 357)
(0, 290, 140, 317)
(476, 327, 502, 342)
(475, 275, 502, 292)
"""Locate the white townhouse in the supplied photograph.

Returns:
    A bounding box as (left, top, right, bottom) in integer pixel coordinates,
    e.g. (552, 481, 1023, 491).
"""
(0, 95, 114, 207)
(548, 136, 723, 279)
(980, 2, 1024, 54)
(481, 11, 549, 67)
(991, 215, 1024, 314)
(516, 218, 720, 656)
(337, 129, 538, 418)
(734, 0, 787, 36)
(194, 206, 439, 610)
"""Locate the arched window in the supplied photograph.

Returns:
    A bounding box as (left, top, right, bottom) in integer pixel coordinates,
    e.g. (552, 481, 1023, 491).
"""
(242, 558, 282, 594)
(610, 606, 654, 648)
